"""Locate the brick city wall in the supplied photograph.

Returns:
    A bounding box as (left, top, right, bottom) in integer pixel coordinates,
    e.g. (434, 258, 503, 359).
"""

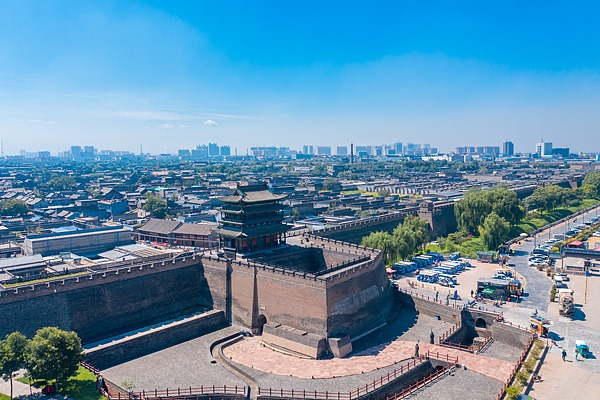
(85, 310, 226, 369)
(490, 322, 533, 348)
(313, 213, 408, 244)
(325, 252, 393, 338)
(0, 257, 214, 343)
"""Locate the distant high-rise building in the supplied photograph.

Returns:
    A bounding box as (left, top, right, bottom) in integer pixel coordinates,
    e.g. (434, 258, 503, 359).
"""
(220, 145, 231, 156)
(84, 146, 96, 156)
(355, 145, 372, 156)
(178, 149, 191, 158)
(70, 146, 82, 157)
(195, 145, 209, 158)
(317, 146, 331, 155)
(208, 143, 220, 157)
(484, 146, 500, 156)
(336, 146, 348, 155)
(502, 141, 515, 156)
(552, 147, 570, 158)
(394, 142, 403, 154)
(536, 140, 553, 157)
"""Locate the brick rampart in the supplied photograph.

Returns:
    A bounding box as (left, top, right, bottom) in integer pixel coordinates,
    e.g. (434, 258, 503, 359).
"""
(84, 310, 227, 369)
(0, 256, 214, 343)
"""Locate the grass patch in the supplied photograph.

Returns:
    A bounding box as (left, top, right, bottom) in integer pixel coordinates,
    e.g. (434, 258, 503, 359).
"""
(2, 271, 91, 288)
(509, 199, 600, 238)
(0, 394, 10, 400)
(425, 243, 442, 252)
(17, 366, 108, 400)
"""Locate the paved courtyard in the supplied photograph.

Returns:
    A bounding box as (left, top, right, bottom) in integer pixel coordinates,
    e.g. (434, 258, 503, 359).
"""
(102, 326, 246, 391)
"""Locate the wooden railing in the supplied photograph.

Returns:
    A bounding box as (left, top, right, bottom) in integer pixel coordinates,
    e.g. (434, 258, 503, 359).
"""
(80, 362, 246, 400)
(440, 334, 493, 354)
(135, 385, 247, 399)
(258, 351, 458, 400)
(385, 362, 457, 399)
(496, 335, 536, 400)
(258, 357, 424, 400)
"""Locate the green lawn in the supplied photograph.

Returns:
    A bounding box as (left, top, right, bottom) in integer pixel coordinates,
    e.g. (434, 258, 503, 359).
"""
(0, 393, 10, 400)
(509, 199, 600, 238)
(17, 366, 108, 400)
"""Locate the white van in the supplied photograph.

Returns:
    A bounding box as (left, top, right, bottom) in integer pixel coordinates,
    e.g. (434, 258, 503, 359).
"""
(553, 275, 565, 288)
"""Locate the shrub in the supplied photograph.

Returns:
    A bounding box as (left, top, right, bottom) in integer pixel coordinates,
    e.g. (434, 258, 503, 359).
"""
(505, 385, 521, 400)
(516, 371, 529, 385)
(550, 285, 557, 302)
(523, 358, 536, 373)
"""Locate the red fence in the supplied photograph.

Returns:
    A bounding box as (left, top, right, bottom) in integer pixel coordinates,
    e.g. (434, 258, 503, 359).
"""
(258, 351, 458, 400)
(385, 362, 457, 400)
(80, 362, 246, 400)
(496, 335, 536, 400)
(258, 357, 424, 400)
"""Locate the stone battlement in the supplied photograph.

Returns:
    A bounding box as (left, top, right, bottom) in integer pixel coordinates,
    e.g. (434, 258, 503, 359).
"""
(0, 254, 202, 304)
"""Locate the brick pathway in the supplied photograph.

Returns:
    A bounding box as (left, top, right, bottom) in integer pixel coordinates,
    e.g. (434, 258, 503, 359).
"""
(223, 337, 515, 382)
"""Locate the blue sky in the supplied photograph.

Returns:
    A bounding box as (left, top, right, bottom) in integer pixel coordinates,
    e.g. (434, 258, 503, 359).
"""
(1, 1, 600, 154)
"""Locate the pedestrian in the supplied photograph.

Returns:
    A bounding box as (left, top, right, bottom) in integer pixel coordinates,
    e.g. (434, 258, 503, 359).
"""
(471, 289, 474, 298)
(576, 350, 579, 361)
(435, 291, 439, 302)
(415, 341, 420, 358)
(562, 349, 567, 362)
(430, 330, 435, 345)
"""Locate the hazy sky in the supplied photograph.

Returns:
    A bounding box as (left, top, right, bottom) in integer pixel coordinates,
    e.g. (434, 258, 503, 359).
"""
(1, 1, 600, 155)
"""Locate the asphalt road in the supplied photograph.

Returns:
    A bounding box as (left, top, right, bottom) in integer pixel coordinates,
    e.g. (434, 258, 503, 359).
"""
(505, 205, 600, 326)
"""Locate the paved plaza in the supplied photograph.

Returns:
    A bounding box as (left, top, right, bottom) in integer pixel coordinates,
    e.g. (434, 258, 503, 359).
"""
(101, 326, 246, 391)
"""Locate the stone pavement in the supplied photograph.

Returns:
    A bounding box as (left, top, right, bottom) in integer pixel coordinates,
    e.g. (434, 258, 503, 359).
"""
(0, 371, 40, 398)
(102, 326, 245, 391)
(407, 368, 503, 400)
(223, 337, 515, 382)
(528, 349, 600, 400)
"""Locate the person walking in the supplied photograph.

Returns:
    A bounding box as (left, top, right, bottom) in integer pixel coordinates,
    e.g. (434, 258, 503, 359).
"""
(576, 350, 579, 361)
(430, 330, 435, 345)
(562, 349, 567, 362)
(435, 291, 439, 302)
(415, 341, 420, 358)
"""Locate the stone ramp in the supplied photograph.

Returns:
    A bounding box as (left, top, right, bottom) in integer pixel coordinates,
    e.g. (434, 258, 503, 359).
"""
(223, 337, 515, 382)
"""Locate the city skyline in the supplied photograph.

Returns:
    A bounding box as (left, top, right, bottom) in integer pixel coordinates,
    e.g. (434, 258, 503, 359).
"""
(1, 1, 600, 154)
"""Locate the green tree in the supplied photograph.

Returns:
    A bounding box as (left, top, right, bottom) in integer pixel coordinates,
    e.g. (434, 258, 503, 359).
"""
(25, 327, 83, 389)
(0, 199, 29, 217)
(455, 187, 522, 234)
(142, 193, 168, 219)
(321, 178, 342, 192)
(0, 332, 28, 399)
(48, 176, 78, 191)
(478, 212, 510, 251)
(582, 170, 600, 197)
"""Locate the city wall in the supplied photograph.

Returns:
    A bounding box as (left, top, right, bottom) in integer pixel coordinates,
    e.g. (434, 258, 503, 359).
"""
(312, 213, 409, 244)
(0, 256, 214, 343)
(325, 251, 392, 338)
(85, 310, 227, 369)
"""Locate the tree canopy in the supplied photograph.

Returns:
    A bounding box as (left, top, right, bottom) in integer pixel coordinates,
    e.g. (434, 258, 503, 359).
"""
(48, 176, 78, 191)
(0, 332, 28, 399)
(361, 215, 430, 264)
(479, 212, 510, 251)
(455, 187, 523, 234)
(582, 170, 600, 198)
(142, 193, 168, 219)
(523, 184, 580, 213)
(26, 327, 84, 387)
(0, 199, 29, 217)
